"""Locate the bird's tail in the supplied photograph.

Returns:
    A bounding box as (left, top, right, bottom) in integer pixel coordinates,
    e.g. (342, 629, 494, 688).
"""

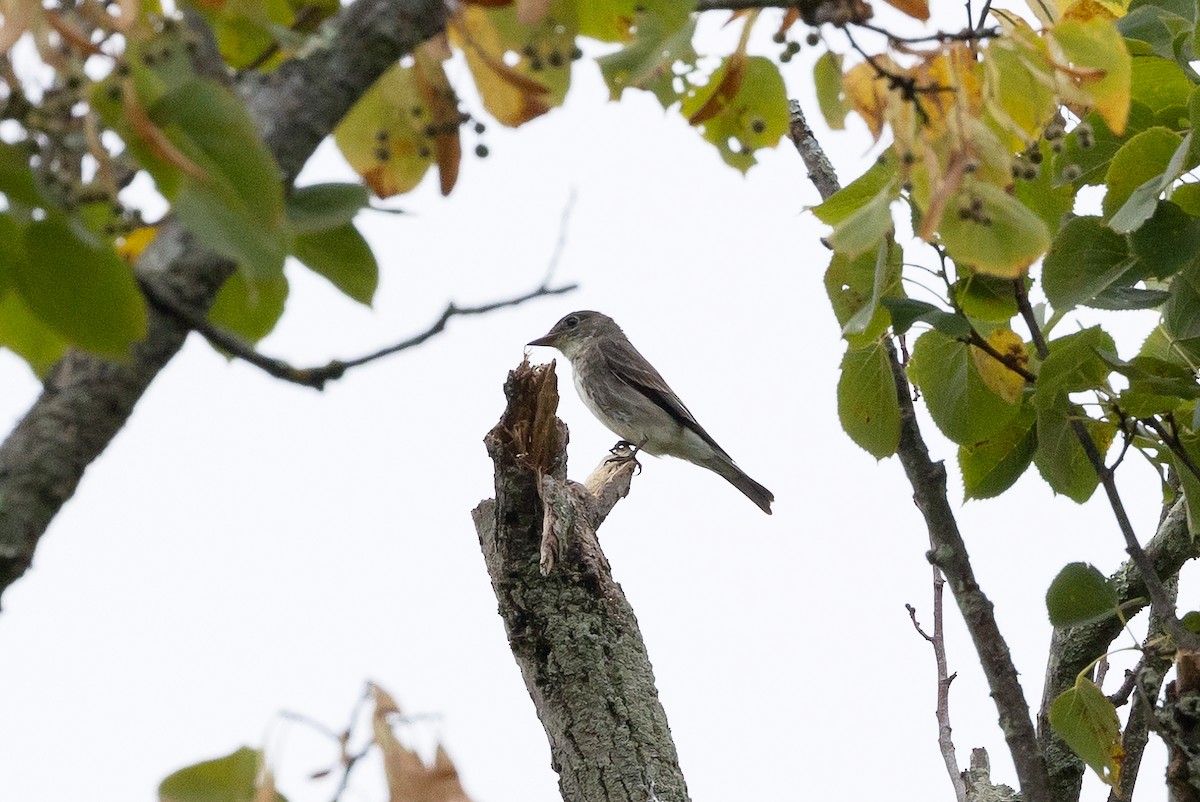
(703, 456, 774, 515)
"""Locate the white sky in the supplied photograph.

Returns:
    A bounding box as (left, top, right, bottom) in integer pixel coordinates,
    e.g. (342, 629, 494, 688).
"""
(0, 8, 1189, 802)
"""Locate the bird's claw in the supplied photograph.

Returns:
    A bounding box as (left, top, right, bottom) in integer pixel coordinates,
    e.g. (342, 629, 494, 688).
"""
(606, 440, 643, 474)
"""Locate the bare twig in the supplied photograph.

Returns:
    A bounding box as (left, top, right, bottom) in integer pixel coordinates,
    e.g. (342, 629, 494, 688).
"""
(1013, 280, 1200, 653)
(909, 568, 967, 802)
(142, 278, 577, 390)
(790, 98, 1052, 802)
(855, 21, 999, 43)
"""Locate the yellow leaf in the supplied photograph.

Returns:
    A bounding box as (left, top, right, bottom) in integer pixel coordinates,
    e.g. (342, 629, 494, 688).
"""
(971, 328, 1029, 403)
(843, 60, 891, 140)
(334, 56, 454, 198)
(1051, 18, 1131, 136)
(451, 3, 577, 127)
(983, 25, 1058, 143)
(938, 183, 1050, 277)
(1061, 0, 1117, 21)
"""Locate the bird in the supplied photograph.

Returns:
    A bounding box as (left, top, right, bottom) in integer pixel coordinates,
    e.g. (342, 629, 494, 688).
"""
(527, 310, 774, 514)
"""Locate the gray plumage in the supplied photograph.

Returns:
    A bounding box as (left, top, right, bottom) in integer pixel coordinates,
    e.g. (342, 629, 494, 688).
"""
(528, 310, 773, 514)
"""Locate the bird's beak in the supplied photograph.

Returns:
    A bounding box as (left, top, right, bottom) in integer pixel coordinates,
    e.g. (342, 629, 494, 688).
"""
(527, 333, 557, 347)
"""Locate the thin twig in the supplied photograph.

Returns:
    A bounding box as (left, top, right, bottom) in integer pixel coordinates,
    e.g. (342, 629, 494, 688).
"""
(855, 21, 999, 43)
(909, 568, 967, 802)
(1143, 416, 1200, 486)
(1012, 279, 1200, 653)
(964, 329, 1036, 383)
(142, 278, 576, 389)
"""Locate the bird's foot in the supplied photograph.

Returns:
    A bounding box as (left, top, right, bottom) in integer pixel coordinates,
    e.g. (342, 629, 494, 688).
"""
(606, 440, 643, 474)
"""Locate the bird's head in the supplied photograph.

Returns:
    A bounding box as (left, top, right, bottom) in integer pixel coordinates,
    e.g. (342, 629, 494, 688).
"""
(527, 310, 615, 359)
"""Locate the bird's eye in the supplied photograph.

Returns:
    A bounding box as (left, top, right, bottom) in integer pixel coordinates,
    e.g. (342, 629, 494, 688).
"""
(564, 315, 579, 328)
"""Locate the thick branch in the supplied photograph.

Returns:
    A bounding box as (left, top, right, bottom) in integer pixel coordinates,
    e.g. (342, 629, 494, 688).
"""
(1038, 496, 1199, 801)
(471, 360, 688, 802)
(788, 98, 1052, 801)
(0, 0, 448, 603)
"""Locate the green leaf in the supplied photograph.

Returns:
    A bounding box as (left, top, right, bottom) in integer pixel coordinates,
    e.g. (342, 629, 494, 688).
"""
(1037, 327, 1117, 395)
(939, 183, 1050, 278)
(15, 216, 148, 356)
(837, 342, 901, 458)
(812, 156, 894, 226)
(1131, 52, 1193, 114)
(906, 330, 1022, 444)
(597, 9, 698, 106)
(680, 55, 789, 172)
(1102, 126, 1183, 221)
(1109, 131, 1192, 233)
(291, 224, 378, 306)
(1015, 140, 1075, 234)
(1182, 610, 1200, 633)
(959, 402, 1037, 499)
(1053, 104, 1154, 187)
(156, 80, 288, 280)
(1130, 201, 1200, 279)
(1042, 216, 1134, 310)
(823, 242, 903, 348)
(1172, 431, 1200, 534)
(159, 746, 285, 802)
(1032, 391, 1115, 503)
(286, 183, 370, 234)
(0, 141, 45, 209)
(1164, 259, 1200, 340)
(1049, 679, 1123, 786)
(881, 297, 970, 337)
(207, 271, 288, 345)
(952, 273, 1019, 321)
(825, 183, 897, 258)
(1088, 285, 1171, 309)
(814, 51, 847, 130)
(1119, 3, 1194, 61)
(0, 291, 69, 377)
(1046, 562, 1119, 626)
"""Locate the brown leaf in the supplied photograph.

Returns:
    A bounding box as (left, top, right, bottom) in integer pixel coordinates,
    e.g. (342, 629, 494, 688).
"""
(515, 0, 552, 24)
(121, 81, 208, 182)
(370, 688, 473, 802)
(880, 0, 930, 21)
(687, 51, 747, 125)
(451, 9, 551, 127)
(369, 681, 404, 716)
(0, 0, 31, 56)
(415, 40, 461, 196)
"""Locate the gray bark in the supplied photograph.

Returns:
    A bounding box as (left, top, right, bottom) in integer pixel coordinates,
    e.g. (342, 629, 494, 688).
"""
(0, 0, 447, 603)
(472, 359, 690, 802)
(1037, 497, 1200, 802)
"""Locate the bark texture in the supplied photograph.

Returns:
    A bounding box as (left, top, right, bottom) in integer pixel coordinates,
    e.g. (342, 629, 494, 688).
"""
(472, 359, 690, 802)
(1037, 497, 1200, 802)
(0, 0, 447, 603)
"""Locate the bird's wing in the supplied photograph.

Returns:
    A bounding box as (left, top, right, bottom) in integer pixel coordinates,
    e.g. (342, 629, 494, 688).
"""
(598, 336, 732, 458)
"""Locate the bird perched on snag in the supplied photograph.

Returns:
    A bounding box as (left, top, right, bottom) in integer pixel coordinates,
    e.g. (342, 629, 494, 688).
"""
(528, 310, 774, 514)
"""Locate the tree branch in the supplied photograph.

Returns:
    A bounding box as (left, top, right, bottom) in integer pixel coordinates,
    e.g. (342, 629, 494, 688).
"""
(1012, 281, 1200, 654)
(1038, 496, 1199, 801)
(142, 278, 577, 390)
(787, 97, 1053, 802)
(0, 0, 449, 604)
(908, 567, 968, 802)
(471, 359, 688, 802)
